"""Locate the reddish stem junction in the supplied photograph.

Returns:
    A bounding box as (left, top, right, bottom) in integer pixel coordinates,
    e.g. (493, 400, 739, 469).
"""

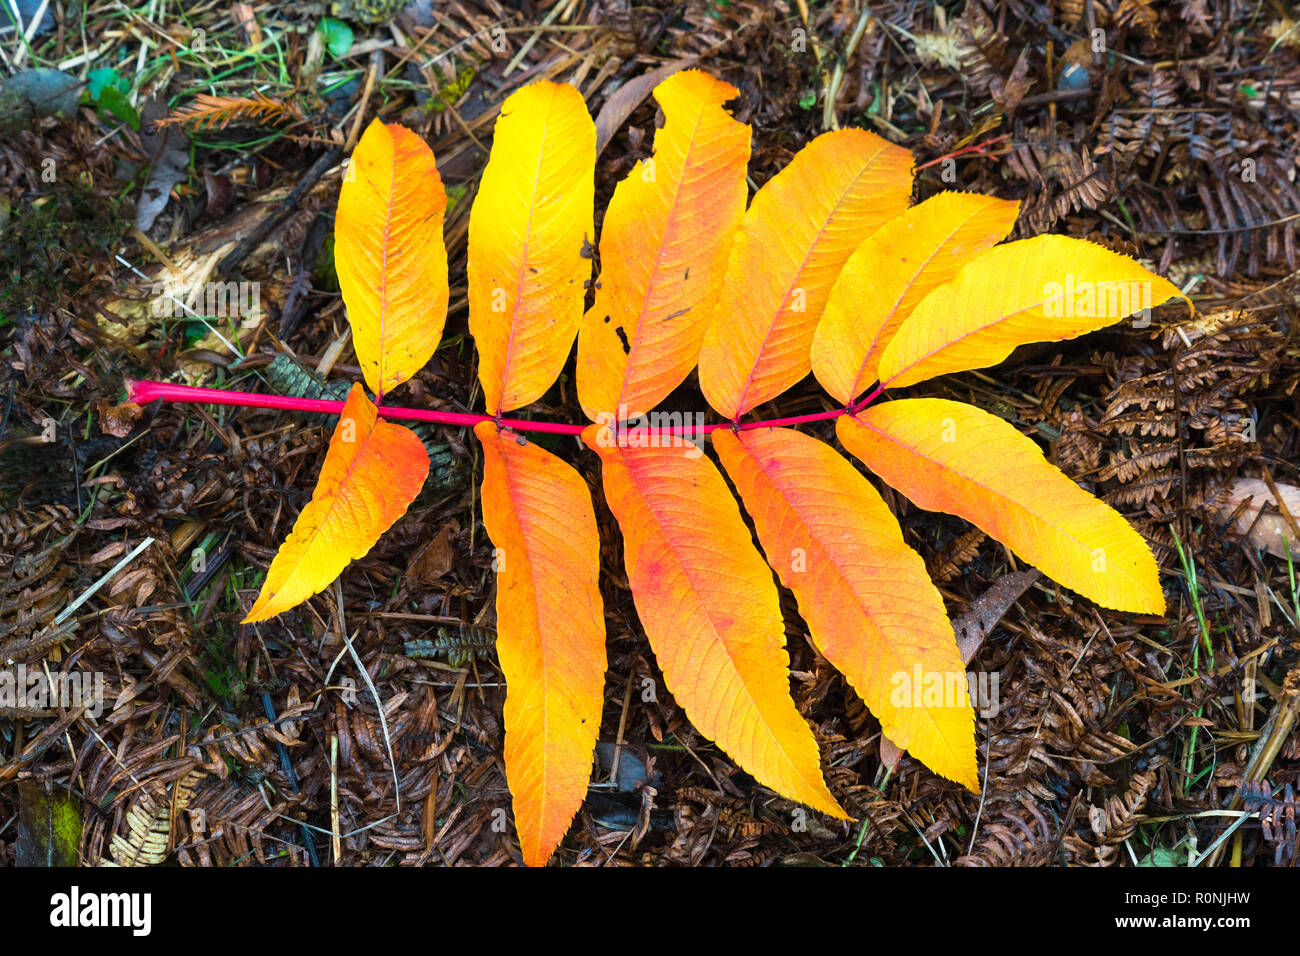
(127, 378, 885, 439)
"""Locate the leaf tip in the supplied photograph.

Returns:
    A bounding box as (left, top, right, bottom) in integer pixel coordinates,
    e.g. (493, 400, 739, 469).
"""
(955, 768, 981, 794)
(518, 835, 557, 868)
(819, 796, 854, 822)
(240, 601, 274, 625)
(1119, 580, 1168, 617)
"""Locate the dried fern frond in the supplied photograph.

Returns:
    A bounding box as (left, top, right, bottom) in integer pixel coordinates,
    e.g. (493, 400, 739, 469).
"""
(1242, 781, 1298, 865)
(156, 93, 305, 131)
(1062, 770, 1158, 865)
(103, 803, 171, 867)
(927, 526, 987, 584)
(100, 771, 203, 867)
(1009, 144, 1113, 236)
(1087, 314, 1287, 518)
(956, 796, 1056, 865)
(0, 520, 75, 668)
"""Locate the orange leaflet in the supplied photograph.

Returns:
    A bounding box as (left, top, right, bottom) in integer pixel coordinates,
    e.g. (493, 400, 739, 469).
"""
(475, 423, 606, 866)
(583, 427, 846, 818)
(877, 235, 1189, 388)
(469, 81, 595, 414)
(335, 120, 448, 397)
(838, 399, 1165, 614)
(697, 129, 913, 420)
(811, 192, 1020, 405)
(576, 70, 750, 422)
(244, 384, 429, 622)
(714, 427, 978, 789)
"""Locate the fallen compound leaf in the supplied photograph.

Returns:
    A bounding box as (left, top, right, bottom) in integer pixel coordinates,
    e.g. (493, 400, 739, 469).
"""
(244, 71, 1192, 859)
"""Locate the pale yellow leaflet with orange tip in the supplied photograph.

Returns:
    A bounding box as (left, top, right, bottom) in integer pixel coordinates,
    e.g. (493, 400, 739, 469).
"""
(469, 81, 595, 415)
(585, 427, 847, 819)
(244, 385, 429, 623)
(877, 235, 1189, 389)
(475, 423, 606, 867)
(335, 120, 448, 398)
(576, 70, 750, 422)
(697, 129, 913, 420)
(714, 426, 978, 790)
(838, 399, 1165, 614)
(811, 192, 1020, 405)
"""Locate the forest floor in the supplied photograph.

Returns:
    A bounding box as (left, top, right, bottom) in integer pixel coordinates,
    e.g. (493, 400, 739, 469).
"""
(2, 0, 1299, 867)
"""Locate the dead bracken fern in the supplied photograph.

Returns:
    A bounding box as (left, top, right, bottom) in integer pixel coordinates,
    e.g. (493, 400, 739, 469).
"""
(1092, 313, 1285, 537)
(1008, 143, 1112, 236)
(926, 526, 988, 584)
(102, 803, 170, 867)
(1241, 781, 1298, 865)
(101, 771, 204, 866)
(1097, 70, 1300, 277)
(156, 93, 305, 132)
(0, 508, 78, 698)
(972, 622, 1142, 814)
(956, 796, 1056, 865)
(1063, 770, 1159, 865)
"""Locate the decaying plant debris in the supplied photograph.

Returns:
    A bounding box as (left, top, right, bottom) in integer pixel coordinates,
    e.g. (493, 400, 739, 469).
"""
(2, 0, 1299, 867)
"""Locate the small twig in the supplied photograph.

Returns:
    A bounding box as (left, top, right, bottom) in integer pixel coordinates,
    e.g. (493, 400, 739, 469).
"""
(344, 50, 384, 153)
(502, 0, 565, 76)
(261, 691, 320, 866)
(12, 0, 50, 69)
(1191, 809, 1256, 868)
(216, 147, 344, 277)
(335, 581, 402, 813)
(822, 8, 872, 131)
(916, 134, 1011, 171)
(1202, 687, 1300, 866)
(0, 380, 15, 443)
(330, 734, 341, 865)
(54, 537, 155, 626)
(608, 672, 635, 786)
